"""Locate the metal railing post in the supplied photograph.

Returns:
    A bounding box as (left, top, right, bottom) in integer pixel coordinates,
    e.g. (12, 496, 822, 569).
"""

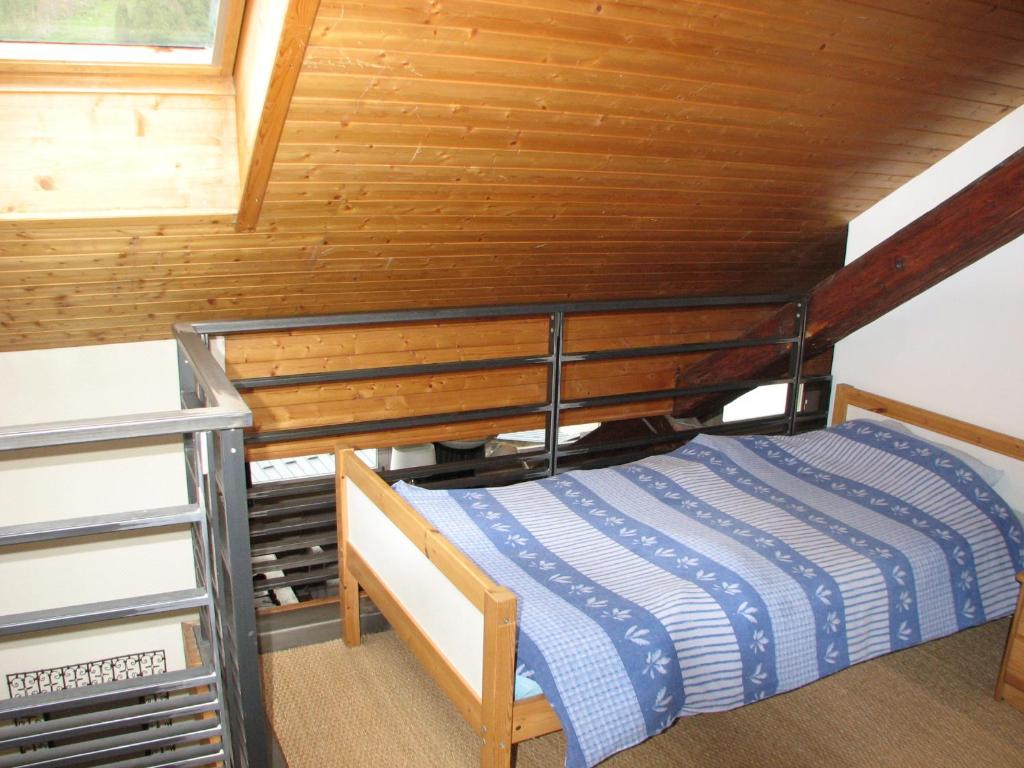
(545, 311, 566, 476)
(216, 427, 268, 767)
(787, 299, 810, 435)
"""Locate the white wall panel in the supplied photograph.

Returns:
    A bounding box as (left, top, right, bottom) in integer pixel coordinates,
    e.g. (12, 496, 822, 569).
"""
(833, 106, 1024, 515)
(0, 339, 194, 697)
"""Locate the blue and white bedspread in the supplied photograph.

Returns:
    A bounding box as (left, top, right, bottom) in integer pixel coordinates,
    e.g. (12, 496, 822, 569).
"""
(395, 420, 1024, 768)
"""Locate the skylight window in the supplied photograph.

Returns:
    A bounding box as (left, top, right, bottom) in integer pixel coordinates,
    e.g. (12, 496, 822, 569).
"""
(0, 0, 236, 68)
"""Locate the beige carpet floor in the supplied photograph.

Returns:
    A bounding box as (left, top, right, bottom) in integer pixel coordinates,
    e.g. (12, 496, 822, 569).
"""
(262, 619, 1023, 768)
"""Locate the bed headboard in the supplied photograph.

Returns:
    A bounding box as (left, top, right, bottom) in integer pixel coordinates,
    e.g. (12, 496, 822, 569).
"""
(832, 383, 1024, 516)
(832, 384, 1024, 461)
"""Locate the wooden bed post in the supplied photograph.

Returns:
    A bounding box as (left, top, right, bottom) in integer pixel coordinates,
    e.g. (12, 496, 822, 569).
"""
(831, 383, 852, 425)
(336, 448, 362, 647)
(481, 588, 517, 768)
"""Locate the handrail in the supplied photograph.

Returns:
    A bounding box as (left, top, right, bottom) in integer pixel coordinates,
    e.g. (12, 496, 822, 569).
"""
(0, 325, 250, 453)
(173, 322, 252, 416)
(192, 293, 802, 334)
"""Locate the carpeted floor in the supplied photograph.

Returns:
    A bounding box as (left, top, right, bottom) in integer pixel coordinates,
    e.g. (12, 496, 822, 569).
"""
(262, 619, 1023, 768)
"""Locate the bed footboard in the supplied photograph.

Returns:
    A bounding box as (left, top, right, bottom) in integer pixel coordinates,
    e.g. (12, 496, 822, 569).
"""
(337, 449, 545, 767)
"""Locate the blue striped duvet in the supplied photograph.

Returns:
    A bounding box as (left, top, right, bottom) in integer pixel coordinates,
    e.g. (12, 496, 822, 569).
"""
(395, 420, 1024, 768)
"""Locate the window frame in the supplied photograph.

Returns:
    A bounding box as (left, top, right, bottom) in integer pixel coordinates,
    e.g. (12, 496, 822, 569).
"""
(0, 0, 246, 78)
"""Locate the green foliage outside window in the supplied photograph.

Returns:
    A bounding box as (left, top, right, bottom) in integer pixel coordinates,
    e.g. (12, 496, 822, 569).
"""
(0, 0, 218, 49)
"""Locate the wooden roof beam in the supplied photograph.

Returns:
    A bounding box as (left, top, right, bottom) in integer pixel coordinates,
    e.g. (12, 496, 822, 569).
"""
(235, 0, 321, 232)
(676, 146, 1024, 417)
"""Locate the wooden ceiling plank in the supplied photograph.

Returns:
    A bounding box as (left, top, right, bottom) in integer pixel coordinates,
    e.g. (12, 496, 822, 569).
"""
(278, 122, 934, 178)
(319, 0, 1024, 78)
(287, 97, 978, 158)
(300, 49, 1015, 127)
(285, 97, 974, 154)
(292, 72, 996, 140)
(309, 20, 1024, 110)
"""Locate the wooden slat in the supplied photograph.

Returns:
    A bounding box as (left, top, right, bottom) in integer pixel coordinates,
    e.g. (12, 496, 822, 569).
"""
(224, 316, 550, 378)
(0, 90, 240, 217)
(563, 354, 706, 401)
(563, 306, 788, 352)
(243, 366, 548, 434)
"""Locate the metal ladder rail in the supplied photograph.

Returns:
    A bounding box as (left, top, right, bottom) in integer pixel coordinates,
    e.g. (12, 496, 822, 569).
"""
(0, 503, 227, 767)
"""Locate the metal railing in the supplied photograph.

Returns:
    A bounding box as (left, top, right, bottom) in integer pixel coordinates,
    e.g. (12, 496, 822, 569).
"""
(197, 295, 828, 608)
(0, 325, 265, 768)
(0, 295, 826, 767)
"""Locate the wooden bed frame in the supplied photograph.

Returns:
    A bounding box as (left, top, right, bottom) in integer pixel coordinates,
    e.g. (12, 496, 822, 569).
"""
(335, 384, 1024, 768)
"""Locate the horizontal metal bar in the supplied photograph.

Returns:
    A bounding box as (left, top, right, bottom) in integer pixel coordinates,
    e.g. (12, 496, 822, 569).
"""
(173, 323, 252, 420)
(555, 410, 828, 463)
(256, 567, 339, 592)
(561, 376, 794, 411)
(0, 505, 202, 547)
(251, 532, 338, 557)
(0, 406, 248, 453)
(561, 335, 798, 363)
(193, 294, 801, 335)
(419, 467, 551, 490)
(103, 743, 226, 768)
(0, 324, 249, 452)
(252, 550, 337, 575)
(233, 354, 554, 390)
(245, 402, 549, 445)
(247, 445, 540, 496)
(0, 666, 217, 719)
(0, 715, 222, 768)
(378, 447, 549, 483)
(802, 373, 833, 385)
(248, 475, 336, 501)
(555, 415, 792, 459)
(249, 513, 336, 538)
(249, 494, 335, 520)
(0, 588, 209, 637)
(0, 691, 219, 751)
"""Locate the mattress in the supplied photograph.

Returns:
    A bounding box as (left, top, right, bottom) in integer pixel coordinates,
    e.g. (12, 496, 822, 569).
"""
(395, 420, 1024, 768)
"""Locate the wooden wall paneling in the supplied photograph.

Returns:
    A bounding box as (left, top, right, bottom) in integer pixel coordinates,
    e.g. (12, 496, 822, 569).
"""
(313, 1, 1022, 100)
(562, 354, 705, 402)
(242, 365, 549, 434)
(223, 316, 551, 379)
(0, 88, 240, 217)
(563, 306, 790, 353)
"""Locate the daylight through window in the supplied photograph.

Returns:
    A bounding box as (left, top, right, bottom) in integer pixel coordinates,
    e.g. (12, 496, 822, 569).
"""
(0, 0, 226, 65)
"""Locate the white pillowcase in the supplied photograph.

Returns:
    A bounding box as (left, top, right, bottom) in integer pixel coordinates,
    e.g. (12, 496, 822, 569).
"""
(875, 419, 1005, 487)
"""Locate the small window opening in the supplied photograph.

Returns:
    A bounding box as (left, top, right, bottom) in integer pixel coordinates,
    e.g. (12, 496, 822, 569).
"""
(0, 0, 232, 67)
(722, 384, 788, 423)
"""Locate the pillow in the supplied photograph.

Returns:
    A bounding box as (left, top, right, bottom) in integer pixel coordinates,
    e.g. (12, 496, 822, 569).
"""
(875, 418, 1005, 487)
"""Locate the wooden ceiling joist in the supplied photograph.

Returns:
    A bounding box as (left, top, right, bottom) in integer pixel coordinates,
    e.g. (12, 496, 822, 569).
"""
(235, 0, 322, 232)
(676, 146, 1024, 416)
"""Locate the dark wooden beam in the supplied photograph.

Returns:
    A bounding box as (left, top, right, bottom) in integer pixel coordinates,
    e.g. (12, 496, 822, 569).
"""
(676, 146, 1024, 417)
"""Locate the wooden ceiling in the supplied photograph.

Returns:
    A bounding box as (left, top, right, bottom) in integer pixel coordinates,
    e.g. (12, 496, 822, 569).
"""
(2, 0, 1023, 351)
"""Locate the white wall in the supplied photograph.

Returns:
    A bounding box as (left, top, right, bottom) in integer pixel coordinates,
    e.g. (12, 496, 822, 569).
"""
(832, 105, 1024, 512)
(0, 339, 195, 697)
